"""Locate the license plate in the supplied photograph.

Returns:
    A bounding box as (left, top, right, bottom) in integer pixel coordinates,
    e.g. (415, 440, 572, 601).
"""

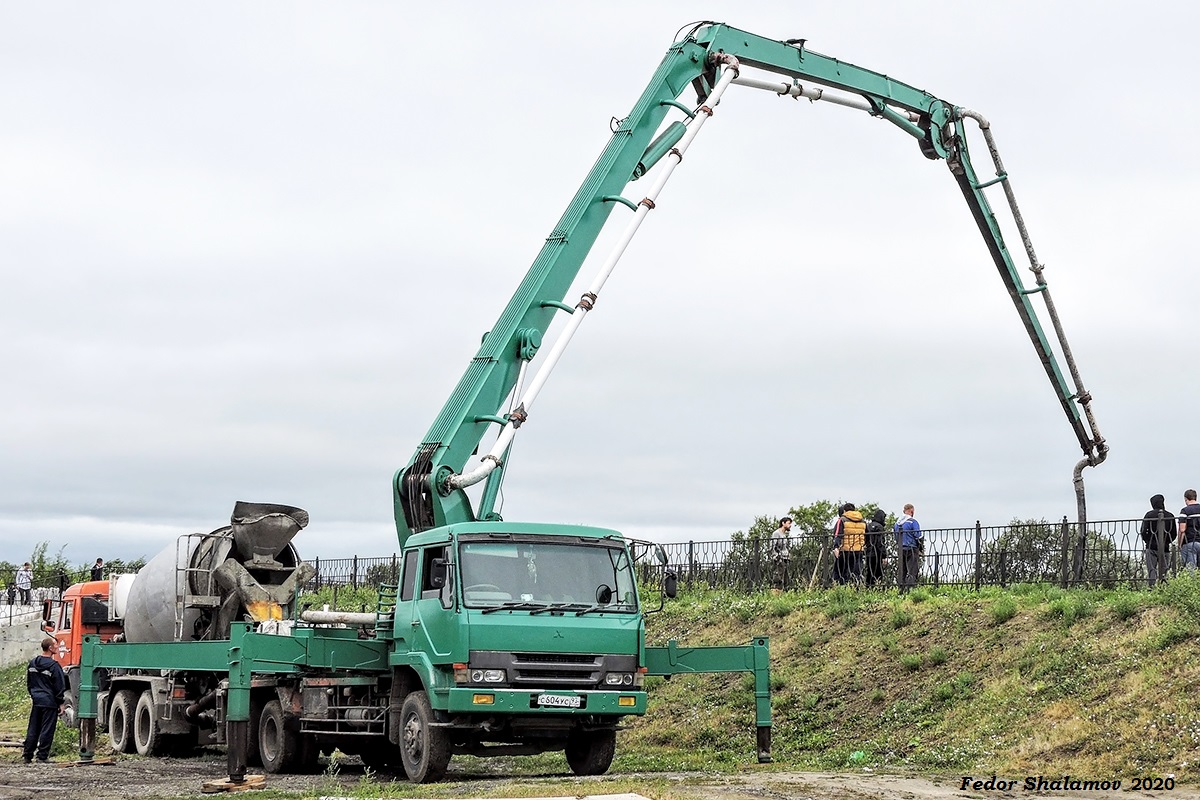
(537, 693, 581, 708)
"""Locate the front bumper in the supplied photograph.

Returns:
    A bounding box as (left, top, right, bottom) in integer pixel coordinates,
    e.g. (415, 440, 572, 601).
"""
(443, 687, 647, 715)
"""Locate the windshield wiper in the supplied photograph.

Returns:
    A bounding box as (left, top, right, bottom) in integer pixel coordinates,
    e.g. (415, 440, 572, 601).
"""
(480, 601, 550, 614)
(529, 602, 591, 615)
(574, 602, 637, 616)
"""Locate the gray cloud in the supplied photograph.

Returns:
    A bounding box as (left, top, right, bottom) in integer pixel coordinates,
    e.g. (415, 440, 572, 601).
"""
(1, 2, 1195, 566)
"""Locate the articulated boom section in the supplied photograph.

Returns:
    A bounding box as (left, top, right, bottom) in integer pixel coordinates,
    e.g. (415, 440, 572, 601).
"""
(394, 21, 1105, 545)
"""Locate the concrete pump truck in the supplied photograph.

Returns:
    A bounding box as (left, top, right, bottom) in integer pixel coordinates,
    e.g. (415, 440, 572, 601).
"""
(70, 20, 1106, 787)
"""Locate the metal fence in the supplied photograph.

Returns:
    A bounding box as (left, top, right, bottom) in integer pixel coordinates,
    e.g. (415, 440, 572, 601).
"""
(0, 517, 1177, 604)
(299, 517, 1177, 593)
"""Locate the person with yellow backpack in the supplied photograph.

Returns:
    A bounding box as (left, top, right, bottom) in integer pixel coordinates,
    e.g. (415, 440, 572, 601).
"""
(831, 503, 867, 586)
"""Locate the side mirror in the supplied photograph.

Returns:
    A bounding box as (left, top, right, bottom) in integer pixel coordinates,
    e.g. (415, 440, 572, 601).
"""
(595, 584, 613, 604)
(663, 571, 678, 599)
(429, 558, 447, 589)
(41, 621, 56, 633)
(41, 599, 53, 622)
(654, 545, 668, 566)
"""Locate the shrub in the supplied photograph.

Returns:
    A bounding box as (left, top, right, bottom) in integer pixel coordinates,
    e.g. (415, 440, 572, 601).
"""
(1106, 589, 1143, 621)
(990, 596, 1018, 625)
(889, 606, 913, 629)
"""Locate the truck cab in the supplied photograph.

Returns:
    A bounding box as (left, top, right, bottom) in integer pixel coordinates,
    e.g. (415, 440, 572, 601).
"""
(43, 578, 128, 725)
(385, 521, 657, 780)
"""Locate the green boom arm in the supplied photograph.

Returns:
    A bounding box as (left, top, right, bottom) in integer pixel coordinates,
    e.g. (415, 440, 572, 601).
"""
(394, 22, 1106, 545)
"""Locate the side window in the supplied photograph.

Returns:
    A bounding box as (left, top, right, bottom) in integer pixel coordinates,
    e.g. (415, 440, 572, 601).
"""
(421, 546, 449, 596)
(399, 551, 418, 602)
(60, 601, 74, 631)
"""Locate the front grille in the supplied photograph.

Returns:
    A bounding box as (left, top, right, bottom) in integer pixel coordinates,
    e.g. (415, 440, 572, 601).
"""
(514, 652, 595, 665)
(512, 653, 601, 686)
(471, 650, 636, 690)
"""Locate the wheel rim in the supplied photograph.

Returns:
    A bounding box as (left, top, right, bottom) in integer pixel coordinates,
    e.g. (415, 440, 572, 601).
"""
(112, 708, 126, 746)
(135, 702, 150, 748)
(261, 714, 281, 763)
(401, 712, 423, 763)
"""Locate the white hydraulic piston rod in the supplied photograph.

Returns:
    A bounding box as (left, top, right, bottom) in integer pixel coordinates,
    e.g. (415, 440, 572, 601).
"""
(301, 609, 377, 626)
(732, 74, 920, 122)
(446, 55, 743, 493)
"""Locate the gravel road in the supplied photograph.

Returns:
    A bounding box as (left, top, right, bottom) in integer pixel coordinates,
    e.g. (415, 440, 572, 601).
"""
(0, 751, 1185, 800)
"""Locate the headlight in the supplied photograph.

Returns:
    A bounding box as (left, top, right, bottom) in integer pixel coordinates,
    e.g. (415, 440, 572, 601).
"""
(470, 668, 506, 683)
(605, 673, 633, 686)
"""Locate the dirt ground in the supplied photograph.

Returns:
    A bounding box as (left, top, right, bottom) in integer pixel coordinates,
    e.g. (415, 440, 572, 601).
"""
(0, 751, 1188, 800)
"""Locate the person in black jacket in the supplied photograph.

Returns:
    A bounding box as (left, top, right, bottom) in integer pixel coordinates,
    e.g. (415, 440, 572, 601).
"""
(22, 638, 66, 764)
(1142, 493, 1176, 588)
(864, 508, 889, 588)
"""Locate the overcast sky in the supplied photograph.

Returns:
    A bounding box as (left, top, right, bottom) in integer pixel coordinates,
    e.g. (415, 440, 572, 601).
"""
(1, 2, 1195, 567)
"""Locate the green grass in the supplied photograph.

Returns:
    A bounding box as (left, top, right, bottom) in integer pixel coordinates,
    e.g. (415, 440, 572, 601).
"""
(635, 582, 1200, 779)
(5, 580, 1200, 789)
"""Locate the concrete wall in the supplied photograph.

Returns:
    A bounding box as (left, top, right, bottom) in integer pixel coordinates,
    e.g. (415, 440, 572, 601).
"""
(0, 617, 48, 669)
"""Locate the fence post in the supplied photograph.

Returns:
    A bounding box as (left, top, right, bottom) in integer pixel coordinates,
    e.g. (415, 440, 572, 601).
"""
(1070, 515, 1087, 584)
(314, 557, 321, 590)
(1060, 517, 1071, 588)
(352, 555, 359, 590)
(999, 550, 1007, 588)
(750, 537, 760, 591)
(391, 553, 398, 585)
(687, 541, 695, 589)
(974, 520, 983, 592)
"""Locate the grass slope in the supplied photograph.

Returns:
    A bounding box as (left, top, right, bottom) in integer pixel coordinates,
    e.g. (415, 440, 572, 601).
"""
(2, 577, 1197, 783)
(630, 576, 1200, 779)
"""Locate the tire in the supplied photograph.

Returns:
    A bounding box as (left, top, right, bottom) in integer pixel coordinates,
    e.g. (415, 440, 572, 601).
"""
(258, 699, 318, 774)
(398, 692, 450, 783)
(108, 689, 138, 754)
(565, 728, 616, 776)
(133, 690, 164, 757)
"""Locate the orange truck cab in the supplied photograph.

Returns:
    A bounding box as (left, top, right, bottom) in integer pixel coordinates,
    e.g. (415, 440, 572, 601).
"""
(42, 578, 128, 724)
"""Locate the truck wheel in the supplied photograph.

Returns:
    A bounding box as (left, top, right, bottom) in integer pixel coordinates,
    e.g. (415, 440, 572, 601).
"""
(133, 690, 164, 757)
(398, 692, 450, 783)
(565, 728, 616, 776)
(258, 699, 317, 773)
(108, 689, 138, 754)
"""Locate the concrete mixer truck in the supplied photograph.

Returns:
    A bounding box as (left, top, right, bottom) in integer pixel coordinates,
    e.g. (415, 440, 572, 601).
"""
(50, 502, 316, 755)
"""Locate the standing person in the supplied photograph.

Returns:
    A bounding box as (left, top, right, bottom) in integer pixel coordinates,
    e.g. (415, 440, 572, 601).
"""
(90, 558, 104, 582)
(864, 508, 888, 588)
(831, 504, 866, 586)
(15, 562, 33, 605)
(895, 504, 922, 592)
(22, 638, 66, 764)
(1141, 494, 1175, 587)
(770, 517, 793, 589)
(1178, 489, 1200, 570)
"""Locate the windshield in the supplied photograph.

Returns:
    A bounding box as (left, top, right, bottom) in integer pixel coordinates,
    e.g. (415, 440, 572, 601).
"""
(459, 539, 637, 612)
